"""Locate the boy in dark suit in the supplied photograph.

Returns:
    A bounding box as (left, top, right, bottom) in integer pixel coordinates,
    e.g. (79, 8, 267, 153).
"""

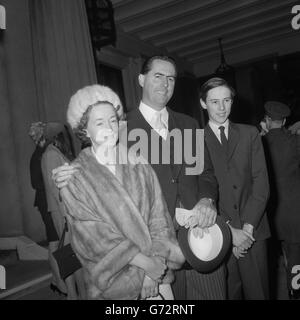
(200, 77, 270, 299)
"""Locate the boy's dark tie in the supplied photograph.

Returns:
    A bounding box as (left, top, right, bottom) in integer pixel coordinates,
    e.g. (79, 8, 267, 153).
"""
(219, 126, 228, 151)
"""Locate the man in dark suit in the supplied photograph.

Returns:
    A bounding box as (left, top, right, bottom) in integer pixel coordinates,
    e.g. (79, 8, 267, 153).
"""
(125, 56, 226, 300)
(200, 77, 270, 299)
(262, 101, 300, 300)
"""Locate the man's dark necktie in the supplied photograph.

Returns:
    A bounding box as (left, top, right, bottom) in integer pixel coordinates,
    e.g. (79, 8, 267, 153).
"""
(219, 125, 228, 151)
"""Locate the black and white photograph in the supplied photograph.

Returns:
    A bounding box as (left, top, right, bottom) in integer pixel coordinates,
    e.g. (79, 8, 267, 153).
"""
(0, 0, 300, 304)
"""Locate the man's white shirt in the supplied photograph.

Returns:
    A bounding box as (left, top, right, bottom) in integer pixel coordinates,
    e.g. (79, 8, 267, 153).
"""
(139, 101, 169, 140)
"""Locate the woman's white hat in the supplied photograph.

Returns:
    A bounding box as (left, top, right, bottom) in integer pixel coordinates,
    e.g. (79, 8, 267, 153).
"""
(67, 85, 124, 129)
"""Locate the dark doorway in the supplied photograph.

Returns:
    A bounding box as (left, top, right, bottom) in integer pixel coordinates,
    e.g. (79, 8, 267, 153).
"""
(96, 63, 127, 112)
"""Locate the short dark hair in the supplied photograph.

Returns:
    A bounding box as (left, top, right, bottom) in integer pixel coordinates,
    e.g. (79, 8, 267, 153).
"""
(199, 77, 235, 102)
(140, 55, 177, 76)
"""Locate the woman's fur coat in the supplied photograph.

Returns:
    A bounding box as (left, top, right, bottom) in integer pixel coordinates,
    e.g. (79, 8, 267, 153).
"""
(61, 147, 180, 299)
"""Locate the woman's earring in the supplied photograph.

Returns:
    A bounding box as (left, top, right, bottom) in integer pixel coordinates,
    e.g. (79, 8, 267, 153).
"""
(83, 129, 89, 138)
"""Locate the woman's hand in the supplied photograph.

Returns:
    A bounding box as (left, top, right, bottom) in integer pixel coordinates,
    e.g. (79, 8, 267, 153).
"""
(130, 253, 166, 281)
(144, 256, 167, 281)
(140, 276, 158, 299)
(167, 242, 185, 266)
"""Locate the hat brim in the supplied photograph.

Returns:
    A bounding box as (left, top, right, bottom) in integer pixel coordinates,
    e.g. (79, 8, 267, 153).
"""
(178, 216, 231, 273)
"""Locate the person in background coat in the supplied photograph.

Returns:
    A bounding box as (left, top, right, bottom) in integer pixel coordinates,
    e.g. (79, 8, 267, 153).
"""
(200, 77, 270, 300)
(262, 101, 300, 300)
(41, 122, 86, 299)
(29, 122, 61, 293)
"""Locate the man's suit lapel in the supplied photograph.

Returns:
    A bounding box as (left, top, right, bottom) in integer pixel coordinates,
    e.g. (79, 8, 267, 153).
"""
(205, 123, 239, 162)
(227, 122, 239, 162)
(127, 108, 151, 133)
(127, 108, 183, 180)
(166, 108, 183, 180)
(205, 125, 226, 160)
(126, 108, 152, 162)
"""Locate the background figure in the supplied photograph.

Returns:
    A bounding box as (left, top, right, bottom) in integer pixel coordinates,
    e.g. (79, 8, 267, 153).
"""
(288, 121, 300, 135)
(262, 101, 300, 300)
(41, 122, 85, 299)
(29, 122, 60, 286)
(200, 77, 270, 300)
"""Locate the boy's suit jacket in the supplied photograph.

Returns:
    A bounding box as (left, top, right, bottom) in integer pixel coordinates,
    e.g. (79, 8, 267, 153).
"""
(204, 122, 270, 241)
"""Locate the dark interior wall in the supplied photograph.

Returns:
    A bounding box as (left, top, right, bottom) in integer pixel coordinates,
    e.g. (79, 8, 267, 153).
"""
(0, 0, 44, 240)
(198, 53, 300, 127)
(232, 66, 262, 125)
(168, 73, 206, 128)
(96, 63, 127, 113)
(278, 53, 300, 126)
(155, 52, 300, 130)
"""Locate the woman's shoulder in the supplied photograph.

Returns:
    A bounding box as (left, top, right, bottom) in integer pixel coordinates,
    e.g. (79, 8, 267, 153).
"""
(72, 147, 92, 166)
(69, 147, 97, 180)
